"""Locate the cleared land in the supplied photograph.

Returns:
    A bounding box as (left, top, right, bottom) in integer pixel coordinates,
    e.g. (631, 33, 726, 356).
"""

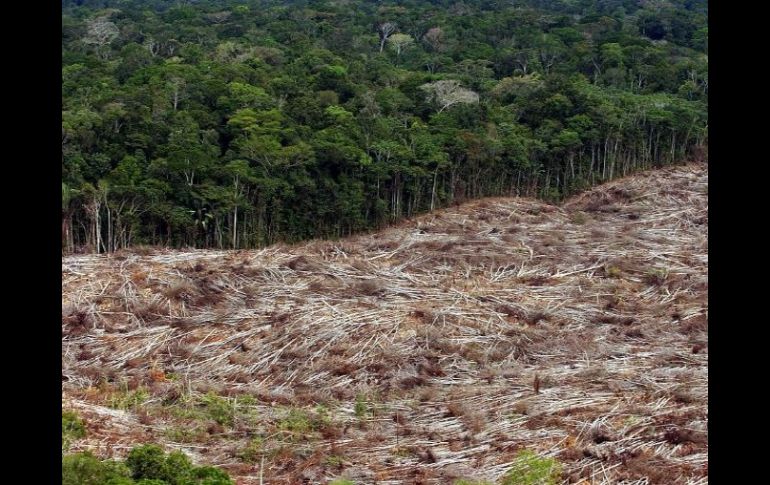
(63, 163, 708, 484)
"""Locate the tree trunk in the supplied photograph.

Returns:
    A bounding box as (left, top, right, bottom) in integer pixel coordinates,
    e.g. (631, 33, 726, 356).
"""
(232, 206, 238, 249)
(106, 203, 112, 253)
(62, 217, 69, 254)
(430, 168, 438, 211)
(670, 131, 676, 163)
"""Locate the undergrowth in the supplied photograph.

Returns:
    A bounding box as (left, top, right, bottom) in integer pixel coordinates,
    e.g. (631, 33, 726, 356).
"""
(62, 444, 233, 485)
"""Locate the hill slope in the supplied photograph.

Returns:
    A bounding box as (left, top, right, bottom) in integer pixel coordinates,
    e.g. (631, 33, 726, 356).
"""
(63, 163, 708, 484)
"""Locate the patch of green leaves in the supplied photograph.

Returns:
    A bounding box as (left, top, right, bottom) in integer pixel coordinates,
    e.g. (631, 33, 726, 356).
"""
(323, 455, 345, 467)
(354, 394, 369, 419)
(107, 387, 150, 411)
(62, 444, 234, 485)
(163, 425, 209, 444)
(501, 449, 561, 485)
(199, 392, 236, 427)
(278, 408, 313, 434)
(62, 410, 87, 451)
(168, 392, 258, 429)
(238, 437, 265, 464)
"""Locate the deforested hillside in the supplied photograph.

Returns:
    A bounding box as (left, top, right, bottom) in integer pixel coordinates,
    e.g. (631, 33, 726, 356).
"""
(62, 163, 707, 484)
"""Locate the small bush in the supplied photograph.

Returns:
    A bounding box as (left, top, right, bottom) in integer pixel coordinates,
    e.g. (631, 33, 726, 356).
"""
(324, 455, 345, 467)
(126, 445, 183, 482)
(169, 392, 257, 429)
(238, 437, 264, 464)
(62, 444, 236, 485)
(164, 425, 208, 444)
(64, 446, 234, 485)
(63, 444, 235, 485)
(328, 480, 354, 485)
(62, 451, 131, 485)
(501, 450, 561, 485)
(604, 265, 622, 278)
(199, 392, 236, 427)
(278, 408, 313, 434)
(107, 387, 150, 411)
(354, 394, 368, 419)
(191, 466, 232, 484)
(62, 411, 86, 451)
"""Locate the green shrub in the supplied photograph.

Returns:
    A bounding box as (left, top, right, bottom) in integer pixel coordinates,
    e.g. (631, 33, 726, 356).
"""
(126, 445, 180, 482)
(62, 411, 87, 451)
(169, 392, 257, 429)
(354, 394, 368, 419)
(200, 392, 236, 427)
(314, 404, 332, 427)
(63, 445, 234, 485)
(324, 455, 344, 467)
(238, 437, 264, 464)
(605, 265, 622, 278)
(107, 387, 150, 410)
(62, 451, 131, 485)
(164, 425, 209, 444)
(191, 466, 234, 484)
(278, 408, 313, 434)
(328, 479, 354, 485)
(501, 450, 561, 485)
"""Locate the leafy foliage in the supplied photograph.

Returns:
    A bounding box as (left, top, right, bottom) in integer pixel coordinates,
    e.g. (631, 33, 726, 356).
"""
(62, 0, 707, 253)
(501, 449, 562, 485)
(62, 411, 87, 451)
(63, 445, 234, 485)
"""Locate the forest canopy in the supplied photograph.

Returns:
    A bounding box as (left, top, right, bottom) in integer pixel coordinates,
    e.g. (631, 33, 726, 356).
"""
(62, 0, 707, 252)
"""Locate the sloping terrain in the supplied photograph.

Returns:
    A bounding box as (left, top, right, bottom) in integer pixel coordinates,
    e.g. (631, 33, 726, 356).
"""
(62, 163, 708, 484)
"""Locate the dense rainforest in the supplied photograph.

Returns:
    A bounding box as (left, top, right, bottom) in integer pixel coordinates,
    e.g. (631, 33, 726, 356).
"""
(62, 0, 707, 252)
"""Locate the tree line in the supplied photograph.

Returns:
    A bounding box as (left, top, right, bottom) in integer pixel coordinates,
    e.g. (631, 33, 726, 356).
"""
(62, 0, 708, 252)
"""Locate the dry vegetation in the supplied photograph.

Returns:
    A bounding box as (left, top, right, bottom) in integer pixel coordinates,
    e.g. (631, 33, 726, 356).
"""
(63, 163, 708, 484)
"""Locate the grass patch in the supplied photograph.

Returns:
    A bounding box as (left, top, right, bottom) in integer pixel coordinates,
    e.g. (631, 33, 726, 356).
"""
(200, 392, 236, 427)
(278, 408, 313, 434)
(106, 386, 150, 411)
(164, 425, 209, 444)
(323, 455, 345, 467)
(239, 437, 265, 464)
(275, 405, 334, 440)
(501, 449, 561, 485)
(168, 392, 258, 429)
